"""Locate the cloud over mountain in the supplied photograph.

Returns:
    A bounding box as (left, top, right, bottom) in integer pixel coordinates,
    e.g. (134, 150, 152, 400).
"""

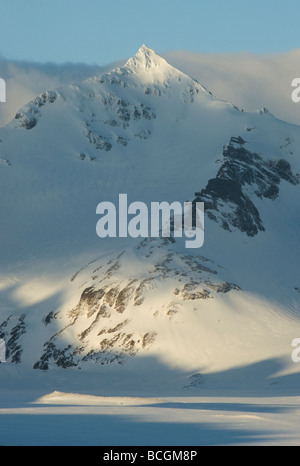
(164, 49, 300, 125)
(0, 57, 120, 127)
(1, 49, 300, 128)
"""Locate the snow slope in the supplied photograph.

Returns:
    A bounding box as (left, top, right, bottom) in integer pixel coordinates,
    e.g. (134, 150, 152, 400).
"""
(0, 45, 300, 445)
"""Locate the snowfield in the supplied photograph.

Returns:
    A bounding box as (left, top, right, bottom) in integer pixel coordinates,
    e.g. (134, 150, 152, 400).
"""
(1, 363, 300, 446)
(0, 45, 300, 446)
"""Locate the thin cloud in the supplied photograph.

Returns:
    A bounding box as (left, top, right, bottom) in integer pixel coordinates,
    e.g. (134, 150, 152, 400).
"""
(1, 50, 300, 128)
(0, 58, 119, 127)
(164, 49, 300, 126)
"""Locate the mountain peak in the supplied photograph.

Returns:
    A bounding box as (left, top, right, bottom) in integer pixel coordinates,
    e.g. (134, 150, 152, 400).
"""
(124, 44, 169, 72)
(138, 44, 154, 54)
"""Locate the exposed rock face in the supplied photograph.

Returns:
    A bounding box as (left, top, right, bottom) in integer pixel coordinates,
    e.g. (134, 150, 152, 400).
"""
(82, 96, 157, 152)
(0, 315, 26, 363)
(0, 238, 241, 371)
(14, 91, 61, 130)
(194, 137, 300, 236)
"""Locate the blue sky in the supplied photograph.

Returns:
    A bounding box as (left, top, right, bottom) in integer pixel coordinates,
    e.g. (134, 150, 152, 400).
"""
(0, 0, 300, 65)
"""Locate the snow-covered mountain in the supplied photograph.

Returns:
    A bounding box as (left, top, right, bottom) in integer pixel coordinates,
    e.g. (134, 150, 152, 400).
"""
(0, 45, 299, 385)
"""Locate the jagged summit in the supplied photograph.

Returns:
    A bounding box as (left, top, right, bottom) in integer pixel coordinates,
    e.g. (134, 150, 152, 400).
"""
(124, 44, 168, 71)
(119, 43, 180, 85)
(9, 44, 215, 133)
(117, 44, 212, 97)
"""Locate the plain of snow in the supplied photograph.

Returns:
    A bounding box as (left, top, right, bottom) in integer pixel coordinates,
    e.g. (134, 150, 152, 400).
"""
(1, 363, 300, 446)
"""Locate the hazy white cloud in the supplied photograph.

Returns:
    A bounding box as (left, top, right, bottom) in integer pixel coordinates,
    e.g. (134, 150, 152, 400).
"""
(0, 50, 300, 128)
(164, 49, 300, 126)
(0, 58, 119, 127)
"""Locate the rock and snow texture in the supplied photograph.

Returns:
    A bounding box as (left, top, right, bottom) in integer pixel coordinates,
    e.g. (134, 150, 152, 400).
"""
(0, 45, 299, 383)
